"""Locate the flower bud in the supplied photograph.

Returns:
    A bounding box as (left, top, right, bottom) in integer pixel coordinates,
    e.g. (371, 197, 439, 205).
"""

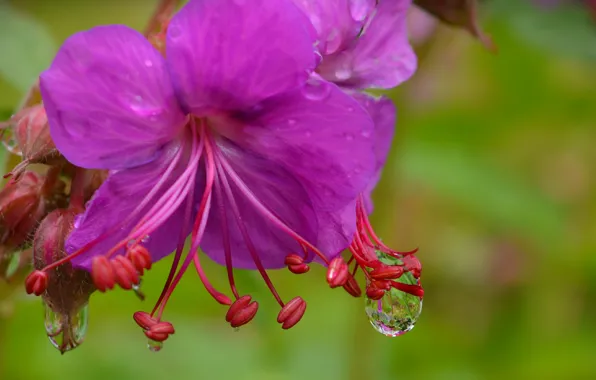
(33, 209, 95, 353)
(0, 171, 66, 265)
(7, 104, 62, 167)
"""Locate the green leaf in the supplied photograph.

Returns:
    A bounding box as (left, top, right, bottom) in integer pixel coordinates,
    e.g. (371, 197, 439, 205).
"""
(487, 0, 596, 60)
(0, 3, 57, 92)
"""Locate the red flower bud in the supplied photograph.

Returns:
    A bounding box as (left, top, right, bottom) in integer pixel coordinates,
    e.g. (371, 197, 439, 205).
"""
(0, 171, 62, 261)
(33, 209, 95, 315)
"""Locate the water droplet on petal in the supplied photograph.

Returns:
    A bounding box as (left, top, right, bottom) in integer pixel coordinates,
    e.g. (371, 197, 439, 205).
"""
(141, 235, 150, 243)
(344, 133, 354, 141)
(288, 119, 297, 126)
(349, 0, 375, 22)
(44, 301, 89, 353)
(168, 25, 182, 39)
(147, 339, 163, 352)
(144, 59, 153, 67)
(361, 129, 371, 138)
(365, 272, 423, 337)
(302, 77, 331, 101)
(325, 29, 342, 55)
(334, 67, 352, 82)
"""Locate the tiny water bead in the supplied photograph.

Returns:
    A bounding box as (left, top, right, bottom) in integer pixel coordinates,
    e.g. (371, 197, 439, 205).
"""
(147, 339, 163, 352)
(43, 300, 89, 353)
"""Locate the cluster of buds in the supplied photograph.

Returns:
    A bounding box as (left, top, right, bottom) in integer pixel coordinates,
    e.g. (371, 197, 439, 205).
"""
(0, 88, 107, 353)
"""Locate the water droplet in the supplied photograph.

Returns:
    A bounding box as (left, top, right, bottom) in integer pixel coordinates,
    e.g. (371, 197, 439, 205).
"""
(144, 59, 153, 67)
(365, 272, 422, 337)
(44, 301, 89, 353)
(361, 129, 371, 138)
(73, 214, 84, 229)
(334, 67, 352, 81)
(0, 124, 22, 156)
(324, 29, 342, 55)
(147, 339, 163, 352)
(344, 133, 354, 141)
(349, 0, 375, 22)
(168, 25, 181, 39)
(133, 280, 146, 301)
(305, 130, 312, 138)
(302, 77, 331, 101)
(141, 235, 150, 243)
(287, 119, 297, 126)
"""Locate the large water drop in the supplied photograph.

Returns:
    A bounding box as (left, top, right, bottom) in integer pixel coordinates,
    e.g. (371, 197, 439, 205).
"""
(43, 300, 89, 353)
(365, 272, 423, 337)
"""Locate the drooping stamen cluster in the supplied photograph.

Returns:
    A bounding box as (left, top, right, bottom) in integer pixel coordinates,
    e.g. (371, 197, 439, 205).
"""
(324, 195, 423, 301)
(26, 117, 338, 346)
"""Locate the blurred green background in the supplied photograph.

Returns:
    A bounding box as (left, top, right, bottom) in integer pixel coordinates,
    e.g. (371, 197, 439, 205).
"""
(1, 0, 595, 379)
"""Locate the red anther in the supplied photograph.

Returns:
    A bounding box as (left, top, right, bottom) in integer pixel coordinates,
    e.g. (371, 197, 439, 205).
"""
(366, 286, 385, 300)
(370, 265, 404, 281)
(111, 257, 138, 290)
(24, 270, 48, 296)
(113, 255, 140, 285)
(284, 253, 304, 266)
(288, 263, 310, 274)
(402, 255, 421, 278)
(91, 256, 115, 292)
(391, 281, 424, 297)
(133, 311, 157, 330)
(278, 297, 307, 329)
(372, 279, 392, 290)
(144, 330, 169, 342)
(150, 321, 175, 335)
(127, 245, 152, 274)
(326, 257, 349, 288)
(277, 296, 304, 323)
(229, 301, 259, 328)
(225, 295, 252, 322)
(342, 276, 362, 298)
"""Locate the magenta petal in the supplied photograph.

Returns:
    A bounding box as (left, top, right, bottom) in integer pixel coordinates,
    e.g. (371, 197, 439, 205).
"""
(293, 0, 376, 55)
(40, 25, 186, 169)
(351, 92, 396, 212)
(238, 80, 376, 212)
(166, 0, 317, 115)
(317, 0, 417, 89)
(200, 139, 317, 269)
(66, 141, 194, 270)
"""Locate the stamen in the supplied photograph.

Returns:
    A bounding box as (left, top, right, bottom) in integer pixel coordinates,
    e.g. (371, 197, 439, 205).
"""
(215, 159, 284, 307)
(24, 270, 48, 295)
(214, 150, 329, 265)
(326, 257, 349, 288)
(277, 296, 307, 329)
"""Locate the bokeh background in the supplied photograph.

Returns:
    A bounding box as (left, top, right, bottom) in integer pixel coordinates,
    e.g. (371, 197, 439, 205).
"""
(1, 0, 595, 379)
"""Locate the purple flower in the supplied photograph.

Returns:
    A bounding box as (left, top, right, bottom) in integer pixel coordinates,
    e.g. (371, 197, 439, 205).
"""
(294, 0, 417, 89)
(37, 0, 380, 334)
